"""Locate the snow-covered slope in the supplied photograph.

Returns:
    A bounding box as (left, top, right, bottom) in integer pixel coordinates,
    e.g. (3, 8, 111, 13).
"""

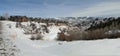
(1, 21, 120, 56)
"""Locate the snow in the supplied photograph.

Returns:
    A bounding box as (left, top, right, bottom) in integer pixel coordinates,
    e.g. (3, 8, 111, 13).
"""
(1, 21, 120, 56)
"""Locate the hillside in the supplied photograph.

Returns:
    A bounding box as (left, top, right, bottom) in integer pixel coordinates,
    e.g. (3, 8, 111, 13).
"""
(1, 21, 120, 56)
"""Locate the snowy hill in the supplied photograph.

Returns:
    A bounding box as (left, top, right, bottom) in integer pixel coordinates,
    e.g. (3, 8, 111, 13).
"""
(1, 21, 120, 56)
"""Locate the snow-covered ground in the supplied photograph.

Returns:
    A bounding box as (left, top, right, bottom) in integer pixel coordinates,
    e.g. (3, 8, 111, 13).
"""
(1, 21, 120, 56)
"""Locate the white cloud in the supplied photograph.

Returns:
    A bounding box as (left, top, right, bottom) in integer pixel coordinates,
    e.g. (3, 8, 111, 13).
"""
(70, 1, 120, 17)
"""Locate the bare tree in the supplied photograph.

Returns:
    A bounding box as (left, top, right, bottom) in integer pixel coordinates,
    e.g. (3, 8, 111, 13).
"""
(3, 13, 9, 20)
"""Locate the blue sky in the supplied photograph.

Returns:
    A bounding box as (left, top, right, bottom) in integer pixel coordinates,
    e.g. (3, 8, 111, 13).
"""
(0, 0, 120, 17)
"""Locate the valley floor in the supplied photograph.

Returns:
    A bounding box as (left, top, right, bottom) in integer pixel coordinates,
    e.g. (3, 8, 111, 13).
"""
(1, 21, 120, 56)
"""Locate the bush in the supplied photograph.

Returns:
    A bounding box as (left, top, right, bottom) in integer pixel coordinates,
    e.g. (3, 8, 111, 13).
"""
(57, 30, 88, 41)
(57, 29, 120, 41)
(57, 32, 66, 41)
(86, 29, 106, 40)
(36, 34, 43, 40)
(30, 35, 35, 40)
(30, 34, 43, 40)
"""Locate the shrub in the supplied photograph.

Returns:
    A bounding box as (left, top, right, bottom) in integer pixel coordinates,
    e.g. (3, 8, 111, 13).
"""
(36, 34, 43, 40)
(30, 35, 35, 40)
(57, 32, 66, 41)
(57, 29, 120, 41)
(86, 29, 105, 40)
(30, 34, 43, 40)
(57, 30, 88, 41)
